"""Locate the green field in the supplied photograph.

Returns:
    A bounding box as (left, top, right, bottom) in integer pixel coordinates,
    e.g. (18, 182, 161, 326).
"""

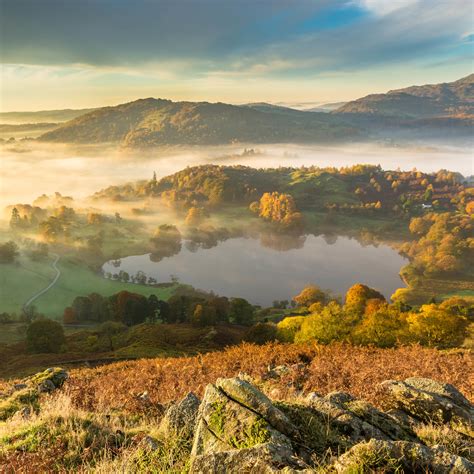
(0, 255, 178, 318)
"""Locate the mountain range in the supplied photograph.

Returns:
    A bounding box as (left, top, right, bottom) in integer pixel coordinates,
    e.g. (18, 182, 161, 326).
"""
(11, 74, 473, 146)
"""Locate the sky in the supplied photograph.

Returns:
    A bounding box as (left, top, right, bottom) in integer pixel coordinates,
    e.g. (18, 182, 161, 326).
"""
(0, 0, 472, 111)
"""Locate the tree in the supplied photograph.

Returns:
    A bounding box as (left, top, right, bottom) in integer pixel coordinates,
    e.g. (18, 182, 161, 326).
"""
(295, 302, 350, 344)
(99, 321, 127, 351)
(72, 296, 93, 322)
(353, 307, 406, 347)
(0, 241, 19, 263)
(345, 284, 385, 314)
(191, 304, 217, 327)
(277, 316, 305, 342)
(9, 208, 22, 229)
(63, 307, 77, 324)
(293, 285, 328, 307)
(229, 298, 255, 325)
(406, 304, 468, 348)
(26, 319, 65, 353)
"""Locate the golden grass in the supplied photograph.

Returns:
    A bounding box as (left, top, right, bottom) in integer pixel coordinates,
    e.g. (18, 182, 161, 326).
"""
(62, 343, 473, 414)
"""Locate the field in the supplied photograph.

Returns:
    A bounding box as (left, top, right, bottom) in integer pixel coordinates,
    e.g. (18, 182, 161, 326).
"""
(0, 255, 178, 319)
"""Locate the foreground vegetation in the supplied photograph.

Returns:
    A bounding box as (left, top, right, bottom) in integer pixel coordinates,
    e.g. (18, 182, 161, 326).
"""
(0, 343, 472, 472)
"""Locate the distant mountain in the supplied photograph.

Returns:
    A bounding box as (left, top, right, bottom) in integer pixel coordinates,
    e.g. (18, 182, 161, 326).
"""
(335, 74, 474, 119)
(0, 108, 97, 124)
(39, 98, 361, 146)
(307, 102, 347, 113)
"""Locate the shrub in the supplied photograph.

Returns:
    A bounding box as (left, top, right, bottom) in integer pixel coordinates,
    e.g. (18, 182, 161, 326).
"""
(243, 323, 278, 345)
(277, 316, 305, 342)
(26, 319, 65, 353)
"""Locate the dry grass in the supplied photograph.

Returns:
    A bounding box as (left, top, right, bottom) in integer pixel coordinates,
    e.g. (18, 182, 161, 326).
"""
(62, 343, 473, 414)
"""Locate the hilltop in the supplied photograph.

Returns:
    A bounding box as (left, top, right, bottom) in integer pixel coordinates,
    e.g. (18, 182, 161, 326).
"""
(335, 74, 474, 119)
(39, 98, 360, 146)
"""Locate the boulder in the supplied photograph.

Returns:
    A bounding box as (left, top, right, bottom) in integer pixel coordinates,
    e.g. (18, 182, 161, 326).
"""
(159, 392, 200, 440)
(304, 391, 417, 445)
(190, 442, 298, 474)
(190, 377, 301, 472)
(381, 377, 474, 430)
(333, 439, 474, 473)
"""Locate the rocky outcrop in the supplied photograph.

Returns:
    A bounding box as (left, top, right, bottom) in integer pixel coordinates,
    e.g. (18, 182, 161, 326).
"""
(188, 376, 473, 473)
(0, 367, 68, 421)
(333, 439, 474, 473)
(381, 377, 474, 433)
(159, 392, 200, 440)
(190, 378, 301, 472)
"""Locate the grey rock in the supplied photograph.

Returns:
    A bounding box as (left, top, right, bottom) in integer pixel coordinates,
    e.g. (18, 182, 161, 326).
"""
(190, 378, 300, 472)
(381, 377, 474, 430)
(305, 391, 417, 445)
(159, 392, 200, 440)
(333, 439, 474, 473)
(190, 442, 300, 473)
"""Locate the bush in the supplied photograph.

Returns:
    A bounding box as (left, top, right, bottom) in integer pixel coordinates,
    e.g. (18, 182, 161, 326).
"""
(243, 323, 278, 345)
(277, 316, 305, 342)
(26, 319, 65, 353)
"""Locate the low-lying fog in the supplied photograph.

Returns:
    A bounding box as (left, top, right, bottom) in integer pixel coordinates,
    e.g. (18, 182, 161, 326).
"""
(1, 141, 472, 210)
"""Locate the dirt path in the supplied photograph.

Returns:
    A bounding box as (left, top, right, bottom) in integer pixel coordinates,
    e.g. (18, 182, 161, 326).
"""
(23, 253, 61, 309)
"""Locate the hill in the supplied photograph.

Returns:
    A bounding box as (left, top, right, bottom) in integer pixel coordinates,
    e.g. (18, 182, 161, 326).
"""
(335, 74, 474, 119)
(0, 108, 97, 124)
(39, 98, 361, 146)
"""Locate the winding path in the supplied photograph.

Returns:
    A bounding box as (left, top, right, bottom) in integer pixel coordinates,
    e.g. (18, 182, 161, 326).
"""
(23, 253, 61, 309)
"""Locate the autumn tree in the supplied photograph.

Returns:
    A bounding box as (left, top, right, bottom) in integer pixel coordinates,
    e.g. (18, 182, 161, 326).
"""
(293, 285, 328, 307)
(344, 283, 385, 314)
(406, 304, 468, 347)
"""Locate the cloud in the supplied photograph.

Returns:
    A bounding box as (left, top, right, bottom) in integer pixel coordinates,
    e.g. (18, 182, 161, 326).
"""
(353, 0, 420, 15)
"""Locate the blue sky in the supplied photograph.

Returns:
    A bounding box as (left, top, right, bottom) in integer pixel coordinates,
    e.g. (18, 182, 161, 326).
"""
(0, 0, 472, 110)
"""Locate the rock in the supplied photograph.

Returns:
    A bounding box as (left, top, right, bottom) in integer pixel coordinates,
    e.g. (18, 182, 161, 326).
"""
(333, 439, 474, 473)
(304, 391, 417, 445)
(38, 379, 56, 393)
(190, 378, 300, 472)
(190, 442, 300, 473)
(11, 406, 32, 421)
(381, 377, 474, 430)
(13, 383, 27, 392)
(159, 392, 200, 440)
(142, 435, 160, 451)
(0, 367, 68, 421)
(215, 377, 298, 438)
(28, 367, 69, 390)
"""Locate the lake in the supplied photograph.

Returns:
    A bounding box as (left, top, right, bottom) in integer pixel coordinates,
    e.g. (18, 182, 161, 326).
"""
(102, 234, 407, 306)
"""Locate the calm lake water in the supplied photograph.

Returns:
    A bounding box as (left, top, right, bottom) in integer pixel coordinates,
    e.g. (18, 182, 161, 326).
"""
(102, 235, 407, 306)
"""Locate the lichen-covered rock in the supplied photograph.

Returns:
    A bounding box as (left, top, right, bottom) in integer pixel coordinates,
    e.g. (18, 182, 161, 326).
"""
(215, 377, 298, 438)
(304, 391, 417, 446)
(190, 378, 300, 472)
(27, 367, 69, 391)
(0, 367, 68, 421)
(381, 377, 474, 432)
(159, 392, 200, 440)
(190, 442, 300, 474)
(332, 439, 474, 473)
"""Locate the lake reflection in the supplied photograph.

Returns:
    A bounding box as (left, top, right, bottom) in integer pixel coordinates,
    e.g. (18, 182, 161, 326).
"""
(102, 235, 407, 306)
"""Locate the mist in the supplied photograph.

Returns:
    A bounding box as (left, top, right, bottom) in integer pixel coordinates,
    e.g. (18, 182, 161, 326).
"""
(1, 140, 472, 213)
